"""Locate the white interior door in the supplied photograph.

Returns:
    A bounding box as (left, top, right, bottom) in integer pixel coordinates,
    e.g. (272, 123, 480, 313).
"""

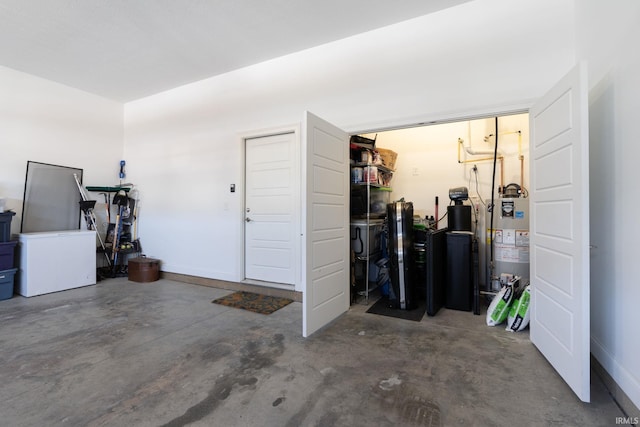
(302, 111, 349, 337)
(245, 132, 297, 285)
(529, 62, 590, 402)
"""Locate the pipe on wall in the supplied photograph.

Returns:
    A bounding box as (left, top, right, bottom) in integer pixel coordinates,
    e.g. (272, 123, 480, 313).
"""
(459, 137, 502, 156)
(457, 138, 504, 189)
(517, 130, 525, 192)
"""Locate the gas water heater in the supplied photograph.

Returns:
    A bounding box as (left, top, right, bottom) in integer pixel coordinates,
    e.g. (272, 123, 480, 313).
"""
(488, 195, 529, 290)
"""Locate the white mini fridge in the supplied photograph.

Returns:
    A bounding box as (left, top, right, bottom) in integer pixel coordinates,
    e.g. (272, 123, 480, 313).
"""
(18, 230, 96, 297)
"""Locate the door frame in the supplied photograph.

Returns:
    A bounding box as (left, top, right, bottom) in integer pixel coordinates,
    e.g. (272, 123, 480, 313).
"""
(239, 124, 302, 291)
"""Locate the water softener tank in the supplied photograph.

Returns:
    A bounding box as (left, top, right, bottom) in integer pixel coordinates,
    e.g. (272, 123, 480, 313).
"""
(447, 205, 472, 232)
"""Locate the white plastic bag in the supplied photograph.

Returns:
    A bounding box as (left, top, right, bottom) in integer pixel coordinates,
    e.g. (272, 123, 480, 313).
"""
(506, 284, 531, 332)
(486, 283, 515, 326)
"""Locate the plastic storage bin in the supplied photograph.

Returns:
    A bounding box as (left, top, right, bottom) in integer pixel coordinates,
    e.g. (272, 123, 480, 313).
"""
(350, 219, 384, 256)
(0, 268, 17, 300)
(0, 211, 16, 242)
(350, 187, 391, 218)
(0, 241, 17, 270)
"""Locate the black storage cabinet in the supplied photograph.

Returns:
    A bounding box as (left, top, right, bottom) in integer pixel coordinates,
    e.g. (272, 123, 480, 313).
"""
(445, 232, 473, 311)
(425, 228, 448, 316)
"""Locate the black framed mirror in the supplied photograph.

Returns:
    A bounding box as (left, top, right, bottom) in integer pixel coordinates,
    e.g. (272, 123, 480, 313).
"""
(21, 161, 83, 233)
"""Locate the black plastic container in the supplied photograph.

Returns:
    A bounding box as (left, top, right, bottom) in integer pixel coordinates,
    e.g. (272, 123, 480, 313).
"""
(0, 241, 17, 270)
(0, 211, 16, 242)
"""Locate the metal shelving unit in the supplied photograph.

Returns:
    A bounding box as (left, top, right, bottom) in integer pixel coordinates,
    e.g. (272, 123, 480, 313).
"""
(350, 161, 394, 304)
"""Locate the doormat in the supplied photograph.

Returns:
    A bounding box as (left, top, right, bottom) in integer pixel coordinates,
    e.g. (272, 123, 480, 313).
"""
(366, 297, 426, 322)
(212, 291, 294, 315)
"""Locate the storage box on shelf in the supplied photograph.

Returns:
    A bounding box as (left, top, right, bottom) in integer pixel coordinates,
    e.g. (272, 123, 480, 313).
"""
(350, 219, 384, 258)
(350, 186, 391, 218)
(376, 147, 397, 171)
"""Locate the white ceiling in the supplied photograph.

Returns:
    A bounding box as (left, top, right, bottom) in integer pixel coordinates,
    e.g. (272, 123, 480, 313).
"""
(0, 0, 469, 102)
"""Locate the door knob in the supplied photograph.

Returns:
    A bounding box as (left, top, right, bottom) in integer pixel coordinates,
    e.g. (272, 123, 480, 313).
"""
(245, 217, 252, 222)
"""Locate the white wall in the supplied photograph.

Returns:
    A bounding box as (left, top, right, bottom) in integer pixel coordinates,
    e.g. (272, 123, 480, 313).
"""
(124, 0, 574, 285)
(577, 0, 640, 411)
(0, 66, 124, 236)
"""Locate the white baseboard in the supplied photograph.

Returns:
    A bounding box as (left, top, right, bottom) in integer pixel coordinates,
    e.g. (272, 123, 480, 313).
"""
(592, 337, 640, 417)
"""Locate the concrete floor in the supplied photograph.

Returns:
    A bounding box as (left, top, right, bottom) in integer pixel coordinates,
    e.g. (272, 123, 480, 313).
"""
(0, 278, 624, 426)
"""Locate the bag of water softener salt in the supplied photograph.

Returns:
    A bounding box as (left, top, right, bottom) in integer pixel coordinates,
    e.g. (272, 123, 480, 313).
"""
(506, 284, 531, 332)
(486, 281, 516, 326)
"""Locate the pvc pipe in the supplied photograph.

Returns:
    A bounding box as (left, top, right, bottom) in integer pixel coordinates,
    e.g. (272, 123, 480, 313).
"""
(459, 138, 500, 156)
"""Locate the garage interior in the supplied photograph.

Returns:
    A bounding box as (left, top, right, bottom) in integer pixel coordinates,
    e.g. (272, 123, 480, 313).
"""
(0, 278, 623, 426)
(1, 0, 639, 425)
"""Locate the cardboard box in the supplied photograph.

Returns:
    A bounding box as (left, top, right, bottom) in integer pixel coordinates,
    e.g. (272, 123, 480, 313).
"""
(376, 147, 397, 171)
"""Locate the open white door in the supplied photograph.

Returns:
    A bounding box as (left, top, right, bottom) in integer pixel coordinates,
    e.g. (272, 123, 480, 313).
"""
(302, 111, 349, 337)
(529, 62, 590, 402)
